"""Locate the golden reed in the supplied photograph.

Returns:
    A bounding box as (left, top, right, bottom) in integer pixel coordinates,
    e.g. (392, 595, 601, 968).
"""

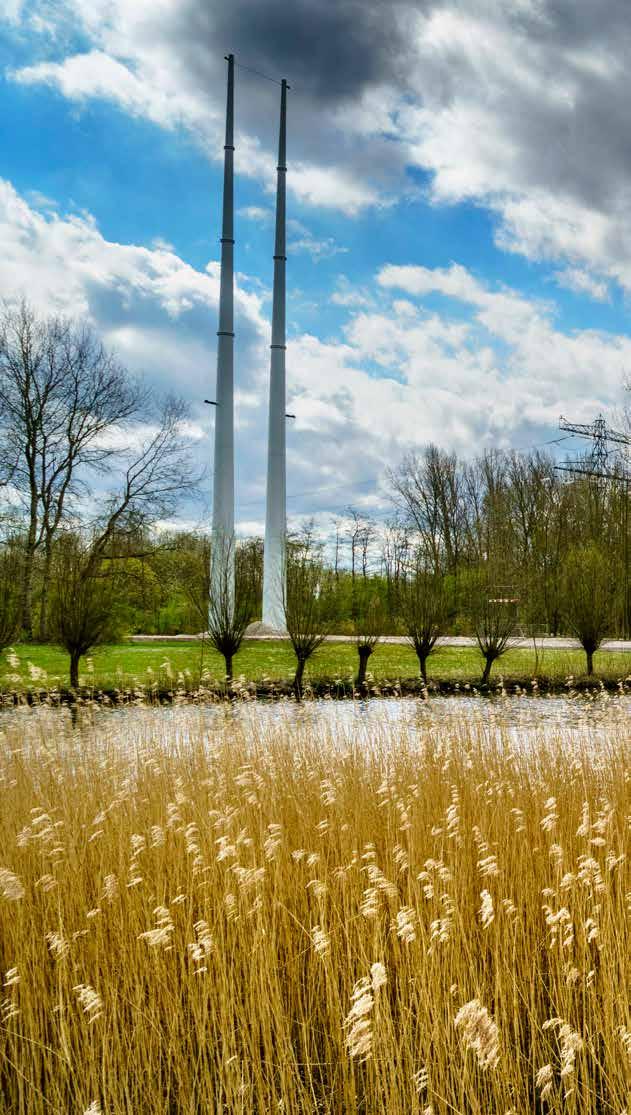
(0, 699, 629, 1112)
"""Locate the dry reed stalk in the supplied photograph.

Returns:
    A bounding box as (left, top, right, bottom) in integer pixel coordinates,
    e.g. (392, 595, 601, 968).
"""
(0, 698, 629, 1113)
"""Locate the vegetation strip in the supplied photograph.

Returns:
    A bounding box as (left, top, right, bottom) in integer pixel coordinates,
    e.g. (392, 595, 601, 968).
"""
(2, 640, 631, 702)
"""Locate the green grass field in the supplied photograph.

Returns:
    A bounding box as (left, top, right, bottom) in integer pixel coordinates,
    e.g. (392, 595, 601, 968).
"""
(2, 638, 631, 692)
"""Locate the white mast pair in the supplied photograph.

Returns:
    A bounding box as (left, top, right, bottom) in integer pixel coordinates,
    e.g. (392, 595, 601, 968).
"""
(211, 54, 288, 631)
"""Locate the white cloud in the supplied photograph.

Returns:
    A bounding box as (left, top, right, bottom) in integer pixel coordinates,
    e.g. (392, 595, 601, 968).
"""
(14, 46, 215, 148)
(151, 236, 175, 253)
(553, 267, 609, 302)
(377, 262, 554, 342)
(395, 5, 631, 289)
(2, 0, 25, 24)
(288, 162, 383, 215)
(24, 189, 58, 211)
(11, 43, 383, 217)
(331, 277, 373, 308)
(238, 205, 273, 222)
(0, 177, 272, 516)
(375, 262, 630, 426)
(1, 178, 629, 530)
(286, 217, 348, 259)
(378, 262, 484, 303)
(290, 233, 348, 262)
(0, 178, 267, 332)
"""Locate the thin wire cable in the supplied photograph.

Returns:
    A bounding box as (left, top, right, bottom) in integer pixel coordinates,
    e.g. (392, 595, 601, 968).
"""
(286, 477, 377, 502)
(509, 434, 575, 454)
(235, 476, 380, 512)
(234, 60, 286, 87)
(541, 434, 574, 446)
(233, 435, 577, 512)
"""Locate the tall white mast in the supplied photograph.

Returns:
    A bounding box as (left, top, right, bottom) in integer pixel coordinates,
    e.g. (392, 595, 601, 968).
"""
(262, 78, 288, 630)
(210, 53, 235, 616)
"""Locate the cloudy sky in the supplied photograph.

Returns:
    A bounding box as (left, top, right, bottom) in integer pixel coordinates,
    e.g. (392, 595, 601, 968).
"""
(2, 0, 631, 535)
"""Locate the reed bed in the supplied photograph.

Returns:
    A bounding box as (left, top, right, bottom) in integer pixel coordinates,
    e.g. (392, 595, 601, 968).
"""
(0, 700, 629, 1113)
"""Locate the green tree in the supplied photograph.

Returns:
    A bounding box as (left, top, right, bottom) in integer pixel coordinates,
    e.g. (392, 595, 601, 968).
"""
(353, 588, 383, 688)
(563, 542, 612, 675)
(51, 534, 117, 688)
(0, 538, 22, 650)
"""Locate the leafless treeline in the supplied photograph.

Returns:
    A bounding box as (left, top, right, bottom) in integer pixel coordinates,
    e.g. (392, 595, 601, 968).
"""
(335, 444, 629, 640)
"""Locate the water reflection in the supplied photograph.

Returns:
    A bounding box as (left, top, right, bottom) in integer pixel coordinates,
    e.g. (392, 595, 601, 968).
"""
(2, 693, 630, 750)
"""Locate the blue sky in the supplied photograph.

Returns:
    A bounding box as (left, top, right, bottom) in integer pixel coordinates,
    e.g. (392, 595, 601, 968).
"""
(2, 1, 631, 536)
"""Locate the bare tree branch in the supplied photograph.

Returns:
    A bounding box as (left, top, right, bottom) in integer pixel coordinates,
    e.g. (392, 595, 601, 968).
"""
(0, 301, 147, 638)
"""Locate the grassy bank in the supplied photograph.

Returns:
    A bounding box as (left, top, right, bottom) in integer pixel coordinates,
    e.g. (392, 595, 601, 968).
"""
(2, 639, 631, 697)
(0, 703, 629, 1112)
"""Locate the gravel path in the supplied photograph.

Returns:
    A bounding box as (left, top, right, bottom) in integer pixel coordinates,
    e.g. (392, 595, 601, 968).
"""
(128, 633, 631, 652)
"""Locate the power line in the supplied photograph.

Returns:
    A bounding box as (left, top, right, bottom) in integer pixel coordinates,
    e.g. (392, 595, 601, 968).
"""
(233, 60, 289, 88)
(509, 434, 574, 453)
(540, 434, 574, 447)
(236, 475, 381, 512)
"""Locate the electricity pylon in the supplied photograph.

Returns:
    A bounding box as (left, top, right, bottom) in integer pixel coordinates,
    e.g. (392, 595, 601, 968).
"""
(556, 413, 631, 638)
(558, 413, 631, 476)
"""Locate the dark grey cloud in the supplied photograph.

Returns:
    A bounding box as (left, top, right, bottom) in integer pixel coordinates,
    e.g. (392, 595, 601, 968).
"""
(151, 0, 631, 233)
(488, 3, 631, 213)
(190, 0, 421, 102)
(517, 0, 631, 48)
(155, 0, 435, 200)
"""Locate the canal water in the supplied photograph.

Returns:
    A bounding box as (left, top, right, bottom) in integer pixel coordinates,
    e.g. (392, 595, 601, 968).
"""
(4, 691, 628, 752)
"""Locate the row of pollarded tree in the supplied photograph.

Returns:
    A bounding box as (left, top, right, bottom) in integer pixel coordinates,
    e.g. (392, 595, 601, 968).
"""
(178, 533, 329, 698)
(0, 519, 615, 693)
(0, 529, 327, 696)
(182, 533, 615, 697)
(352, 543, 613, 688)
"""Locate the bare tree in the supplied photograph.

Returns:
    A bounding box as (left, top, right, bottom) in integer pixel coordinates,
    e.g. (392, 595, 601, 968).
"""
(562, 543, 612, 676)
(86, 396, 198, 563)
(346, 507, 364, 586)
(470, 576, 517, 685)
(333, 517, 342, 582)
(381, 516, 411, 621)
(360, 517, 375, 580)
(283, 543, 329, 699)
(0, 302, 145, 639)
(345, 508, 375, 626)
(390, 447, 468, 575)
(400, 566, 447, 684)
